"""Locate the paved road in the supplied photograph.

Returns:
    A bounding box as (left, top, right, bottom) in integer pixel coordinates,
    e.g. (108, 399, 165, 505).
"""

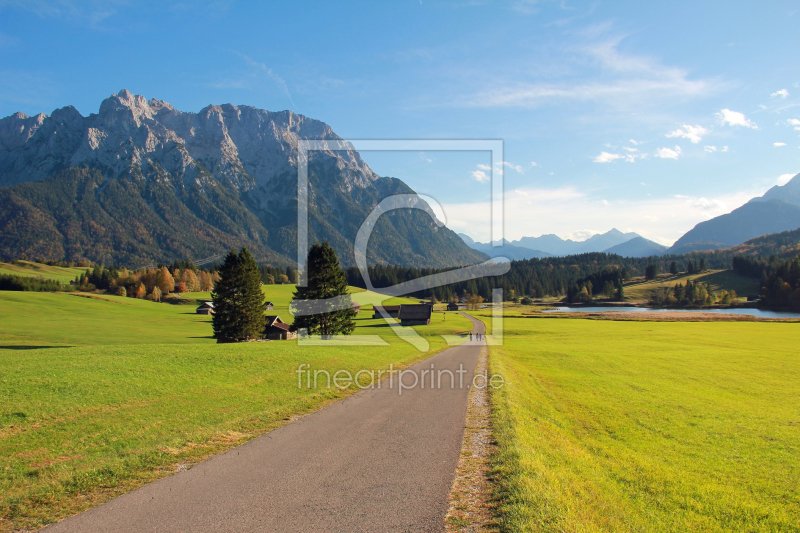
(46, 315, 486, 533)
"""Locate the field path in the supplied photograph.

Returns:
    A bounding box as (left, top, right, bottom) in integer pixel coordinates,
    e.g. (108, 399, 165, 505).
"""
(45, 315, 485, 533)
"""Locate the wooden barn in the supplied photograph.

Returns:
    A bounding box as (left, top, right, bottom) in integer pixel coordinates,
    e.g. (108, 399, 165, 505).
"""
(264, 316, 296, 340)
(196, 301, 215, 315)
(398, 304, 433, 326)
(372, 305, 401, 318)
(446, 302, 459, 311)
(264, 301, 274, 311)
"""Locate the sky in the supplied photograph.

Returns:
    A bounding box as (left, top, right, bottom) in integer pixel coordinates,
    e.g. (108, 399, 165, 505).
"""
(1, 0, 799, 246)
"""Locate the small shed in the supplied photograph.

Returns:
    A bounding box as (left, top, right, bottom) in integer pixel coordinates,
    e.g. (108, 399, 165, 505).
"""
(264, 301, 274, 311)
(196, 301, 215, 315)
(446, 302, 459, 311)
(373, 305, 401, 318)
(264, 315, 296, 340)
(398, 304, 433, 326)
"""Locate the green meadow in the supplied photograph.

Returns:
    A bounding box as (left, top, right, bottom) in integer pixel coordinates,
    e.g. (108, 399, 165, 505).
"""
(486, 316, 800, 532)
(623, 269, 760, 302)
(0, 284, 473, 531)
(0, 261, 84, 285)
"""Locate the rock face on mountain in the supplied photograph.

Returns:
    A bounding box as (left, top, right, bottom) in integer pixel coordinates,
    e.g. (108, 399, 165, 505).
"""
(0, 90, 486, 268)
(667, 173, 800, 255)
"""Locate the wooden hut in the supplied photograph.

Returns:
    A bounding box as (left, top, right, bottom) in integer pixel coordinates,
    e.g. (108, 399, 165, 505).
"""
(264, 316, 296, 340)
(398, 304, 433, 326)
(196, 301, 215, 315)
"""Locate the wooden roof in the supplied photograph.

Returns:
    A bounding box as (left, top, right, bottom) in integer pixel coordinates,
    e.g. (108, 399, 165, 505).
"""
(398, 304, 433, 320)
(264, 315, 285, 327)
(373, 305, 401, 313)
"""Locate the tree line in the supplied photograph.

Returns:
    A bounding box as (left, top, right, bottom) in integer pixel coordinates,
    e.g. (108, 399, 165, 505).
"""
(345, 251, 729, 302)
(734, 254, 800, 310)
(73, 263, 219, 300)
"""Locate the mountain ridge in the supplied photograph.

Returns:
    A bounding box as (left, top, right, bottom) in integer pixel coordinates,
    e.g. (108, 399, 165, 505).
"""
(666, 174, 800, 254)
(0, 90, 487, 268)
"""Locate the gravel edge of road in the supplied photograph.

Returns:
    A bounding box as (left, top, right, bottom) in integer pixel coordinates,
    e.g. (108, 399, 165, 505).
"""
(444, 344, 499, 532)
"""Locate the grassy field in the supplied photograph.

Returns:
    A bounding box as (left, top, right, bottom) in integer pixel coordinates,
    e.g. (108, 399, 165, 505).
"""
(0, 286, 473, 531)
(623, 269, 760, 302)
(486, 316, 800, 532)
(0, 261, 84, 284)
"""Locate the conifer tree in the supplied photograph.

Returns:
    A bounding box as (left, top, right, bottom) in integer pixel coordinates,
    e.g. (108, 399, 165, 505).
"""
(292, 242, 356, 337)
(212, 248, 265, 342)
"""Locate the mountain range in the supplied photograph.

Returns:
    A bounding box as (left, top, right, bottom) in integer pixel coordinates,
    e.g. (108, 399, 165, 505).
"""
(0, 90, 486, 268)
(460, 229, 668, 259)
(460, 174, 800, 259)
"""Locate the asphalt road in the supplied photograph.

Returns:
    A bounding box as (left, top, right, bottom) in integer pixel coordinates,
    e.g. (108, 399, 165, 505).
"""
(46, 314, 486, 533)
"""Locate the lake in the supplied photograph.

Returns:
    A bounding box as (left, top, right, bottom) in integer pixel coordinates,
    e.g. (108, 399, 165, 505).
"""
(543, 306, 800, 319)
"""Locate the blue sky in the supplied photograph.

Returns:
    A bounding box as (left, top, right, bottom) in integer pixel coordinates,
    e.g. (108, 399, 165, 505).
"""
(1, 0, 799, 245)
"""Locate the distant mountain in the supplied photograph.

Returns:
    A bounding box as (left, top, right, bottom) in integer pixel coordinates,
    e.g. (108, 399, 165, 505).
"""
(457, 234, 552, 261)
(603, 236, 667, 257)
(757, 173, 800, 207)
(511, 228, 641, 256)
(667, 173, 800, 255)
(0, 90, 486, 268)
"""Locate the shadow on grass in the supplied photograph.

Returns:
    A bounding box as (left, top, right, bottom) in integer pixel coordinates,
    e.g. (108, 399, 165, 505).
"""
(0, 345, 74, 350)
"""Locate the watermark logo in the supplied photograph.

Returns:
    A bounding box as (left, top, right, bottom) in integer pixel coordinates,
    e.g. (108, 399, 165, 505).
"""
(295, 363, 505, 395)
(291, 139, 509, 350)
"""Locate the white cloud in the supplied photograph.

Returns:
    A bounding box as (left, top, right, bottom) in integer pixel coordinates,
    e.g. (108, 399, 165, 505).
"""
(655, 146, 682, 159)
(499, 161, 524, 173)
(721, 146, 729, 152)
(774, 142, 787, 147)
(455, 36, 716, 109)
(443, 186, 762, 245)
(593, 151, 622, 163)
(477, 164, 491, 171)
(777, 173, 796, 186)
(716, 108, 757, 129)
(601, 199, 610, 205)
(629, 139, 640, 145)
(419, 152, 433, 163)
(623, 146, 637, 152)
(471, 170, 489, 182)
(530, 161, 538, 167)
(771, 89, 789, 99)
(666, 124, 708, 143)
(787, 119, 800, 131)
(704, 145, 717, 153)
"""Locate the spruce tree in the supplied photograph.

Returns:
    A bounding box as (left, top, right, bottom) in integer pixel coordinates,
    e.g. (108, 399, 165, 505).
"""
(292, 242, 356, 337)
(211, 248, 265, 342)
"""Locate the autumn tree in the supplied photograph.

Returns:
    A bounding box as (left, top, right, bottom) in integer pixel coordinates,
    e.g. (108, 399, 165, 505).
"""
(157, 266, 174, 295)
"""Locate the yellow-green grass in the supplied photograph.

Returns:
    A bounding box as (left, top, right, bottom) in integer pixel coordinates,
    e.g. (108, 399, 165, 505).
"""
(487, 316, 800, 532)
(623, 269, 760, 302)
(0, 261, 84, 284)
(0, 287, 474, 531)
